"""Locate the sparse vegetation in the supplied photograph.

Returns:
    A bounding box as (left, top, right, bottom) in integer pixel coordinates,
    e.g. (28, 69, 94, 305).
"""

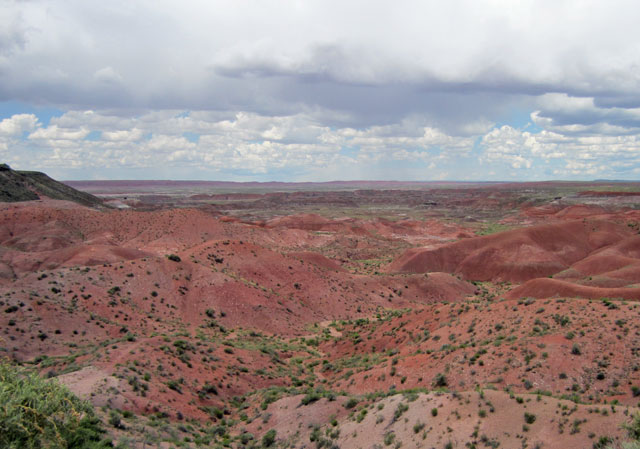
(4, 175, 640, 448)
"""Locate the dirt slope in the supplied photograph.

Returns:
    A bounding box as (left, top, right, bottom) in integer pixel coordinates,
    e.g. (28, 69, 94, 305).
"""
(0, 163, 103, 207)
(254, 390, 636, 449)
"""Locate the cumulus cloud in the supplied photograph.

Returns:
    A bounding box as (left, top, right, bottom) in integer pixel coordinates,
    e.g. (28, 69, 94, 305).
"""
(2, 102, 640, 181)
(29, 125, 89, 141)
(480, 122, 640, 179)
(1, 110, 476, 178)
(102, 128, 143, 141)
(0, 113, 39, 136)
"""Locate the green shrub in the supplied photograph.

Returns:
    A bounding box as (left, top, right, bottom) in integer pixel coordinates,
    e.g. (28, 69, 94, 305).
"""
(432, 373, 447, 388)
(393, 402, 409, 421)
(0, 360, 110, 449)
(624, 412, 640, 440)
(240, 432, 254, 445)
(571, 344, 582, 355)
(344, 397, 359, 409)
(262, 429, 276, 447)
(166, 379, 182, 393)
(593, 435, 612, 448)
(300, 388, 332, 406)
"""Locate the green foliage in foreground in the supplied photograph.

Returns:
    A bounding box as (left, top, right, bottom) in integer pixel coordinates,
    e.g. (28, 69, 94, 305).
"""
(607, 413, 640, 449)
(0, 360, 111, 449)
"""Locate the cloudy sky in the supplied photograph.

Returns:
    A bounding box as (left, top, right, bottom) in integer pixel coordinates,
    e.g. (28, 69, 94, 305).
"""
(1, 0, 640, 181)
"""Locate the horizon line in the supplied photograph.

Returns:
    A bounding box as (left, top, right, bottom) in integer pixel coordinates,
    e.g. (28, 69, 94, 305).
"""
(62, 179, 640, 184)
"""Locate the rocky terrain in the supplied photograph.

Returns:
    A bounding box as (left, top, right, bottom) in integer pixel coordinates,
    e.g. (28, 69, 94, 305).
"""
(2, 175, 640, 448)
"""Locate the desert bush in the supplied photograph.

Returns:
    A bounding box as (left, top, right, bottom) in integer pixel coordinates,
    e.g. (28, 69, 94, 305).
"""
(393, 402, 409, 421)
(300, 390, 322, 406)
(262, 429, 276, 447)
(593, 436, 612, 448)
(433, 372, 448, 387)
(167, 254, 181, 262)
(624, 412, 640, 441)
(199, 383, 218, 398)
(344, 397, 359, 409)
(571, 343, 582, 355)
(0, 360, 110, 449)
(300, 388, 335, 406)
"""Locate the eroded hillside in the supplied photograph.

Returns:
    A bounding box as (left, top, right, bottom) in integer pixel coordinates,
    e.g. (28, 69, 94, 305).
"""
(2, 182, 640, 448)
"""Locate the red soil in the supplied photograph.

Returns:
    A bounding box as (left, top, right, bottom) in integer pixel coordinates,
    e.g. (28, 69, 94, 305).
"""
(389, 219, 634, 283)
(506, 278, 640, 300)
(4, 191, 640, 447)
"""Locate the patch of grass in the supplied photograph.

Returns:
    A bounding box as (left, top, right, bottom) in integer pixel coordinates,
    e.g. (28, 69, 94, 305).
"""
(475, 222, 513, 236)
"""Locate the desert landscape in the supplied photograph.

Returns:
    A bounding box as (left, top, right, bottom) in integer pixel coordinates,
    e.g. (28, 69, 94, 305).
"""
(6, 2, 640, 448)
(3, 166, 640, 448)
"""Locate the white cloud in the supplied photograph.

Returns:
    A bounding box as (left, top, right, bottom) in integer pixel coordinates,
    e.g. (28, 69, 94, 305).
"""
(480, 121, 640, 179)
(102, 128, 143, 141)
(481, 125, 532, 169)
(0, 113, 39, 136)
(29, 125, 90, 141)
(5, 102, 640, 181)
(337, 121, 474, 160)
(5, 109, 481, 177)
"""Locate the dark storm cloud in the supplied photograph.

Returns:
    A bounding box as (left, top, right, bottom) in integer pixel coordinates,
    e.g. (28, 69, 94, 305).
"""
(1, 0, 638, 122)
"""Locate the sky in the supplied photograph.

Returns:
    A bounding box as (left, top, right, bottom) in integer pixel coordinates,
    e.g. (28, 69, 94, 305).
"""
(2, 0, 640, 181)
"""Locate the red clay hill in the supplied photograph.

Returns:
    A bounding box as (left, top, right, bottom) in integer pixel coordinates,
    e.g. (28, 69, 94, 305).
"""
(2, 175, 640, 448)
(390, 206, 640, 300)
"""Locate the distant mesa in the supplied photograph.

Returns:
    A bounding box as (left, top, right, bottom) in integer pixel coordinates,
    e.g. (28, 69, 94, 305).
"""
(0, 163, 103, 208)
